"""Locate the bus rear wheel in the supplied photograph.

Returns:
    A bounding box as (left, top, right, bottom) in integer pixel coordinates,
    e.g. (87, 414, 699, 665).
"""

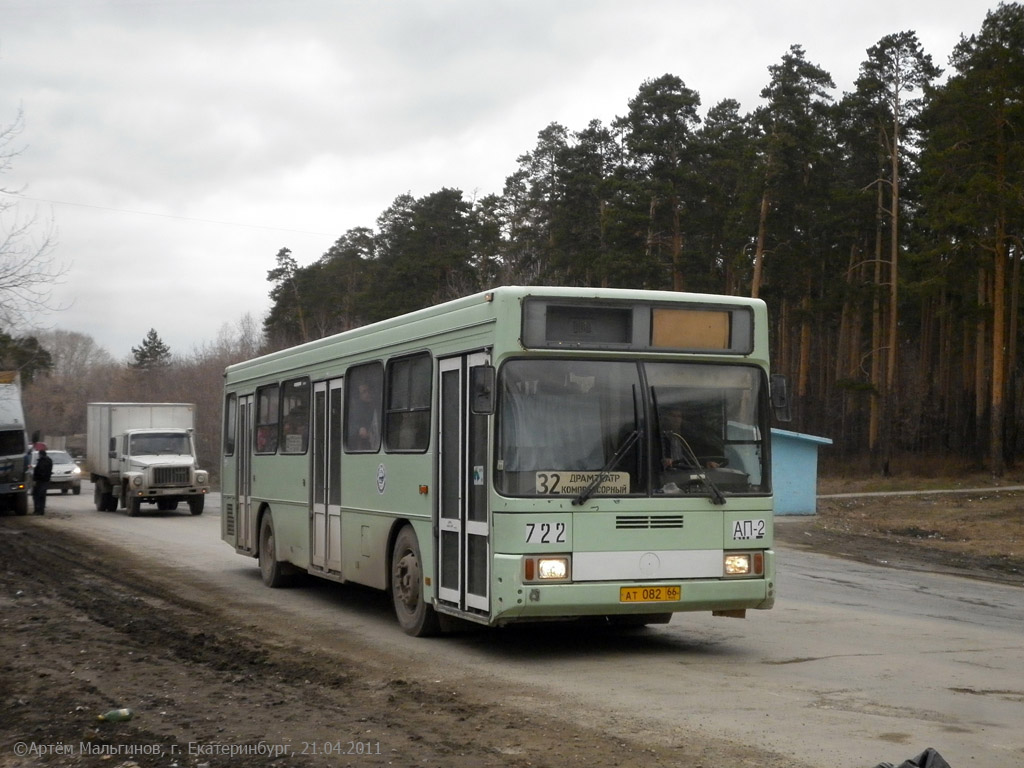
(391, 525, 440, 637)
(259, 512, 290, 588)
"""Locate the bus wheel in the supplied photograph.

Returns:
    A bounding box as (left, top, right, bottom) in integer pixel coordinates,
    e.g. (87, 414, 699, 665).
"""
(259, 512, 289, 588)
(391, 526, 440, 637)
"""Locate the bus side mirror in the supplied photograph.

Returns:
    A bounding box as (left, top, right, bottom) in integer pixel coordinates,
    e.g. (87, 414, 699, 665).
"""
(770, 374, 792, 423)
(470, 366, 495, 415)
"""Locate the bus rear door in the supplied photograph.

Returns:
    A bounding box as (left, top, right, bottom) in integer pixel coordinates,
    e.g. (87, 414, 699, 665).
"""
(311, 379, 344, 574)
(236, 394, 256, 554)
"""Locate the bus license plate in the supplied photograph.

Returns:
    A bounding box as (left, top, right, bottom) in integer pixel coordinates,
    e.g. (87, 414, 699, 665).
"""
(620, 586, 681, 603)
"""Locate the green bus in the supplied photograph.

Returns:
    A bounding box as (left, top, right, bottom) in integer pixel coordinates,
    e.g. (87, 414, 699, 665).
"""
(221, 286, 789, 636)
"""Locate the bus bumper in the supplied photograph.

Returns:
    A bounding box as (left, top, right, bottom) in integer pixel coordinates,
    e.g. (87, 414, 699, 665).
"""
(488, 550, 775, 625)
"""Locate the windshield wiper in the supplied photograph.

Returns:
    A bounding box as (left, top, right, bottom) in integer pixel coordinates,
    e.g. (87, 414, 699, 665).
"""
(572, 429, 642, 506)
(666, 431, 726, 505)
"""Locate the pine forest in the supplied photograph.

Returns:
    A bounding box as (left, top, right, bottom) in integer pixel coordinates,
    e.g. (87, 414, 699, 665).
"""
(259, 5, 1024, 475)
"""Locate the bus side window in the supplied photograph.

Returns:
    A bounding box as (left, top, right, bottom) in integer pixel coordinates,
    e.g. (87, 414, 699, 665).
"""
(223, 393, 236, 456)
(280, 377, 310, 454)
(345, 362, 383, 452)
(255, 384, 280, 454)
(385, 353, 431, 453)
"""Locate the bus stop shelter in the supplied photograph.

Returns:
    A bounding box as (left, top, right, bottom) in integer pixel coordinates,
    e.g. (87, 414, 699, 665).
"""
(771, 428, 832, 515)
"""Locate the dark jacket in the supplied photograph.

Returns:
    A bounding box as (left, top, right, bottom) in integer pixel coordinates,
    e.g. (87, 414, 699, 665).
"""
(33, 453, 53, 483)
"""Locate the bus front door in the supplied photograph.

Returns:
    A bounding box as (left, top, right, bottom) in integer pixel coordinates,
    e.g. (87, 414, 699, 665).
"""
(311, 379, 344, 574)
(437, 353, 490, 617)
(236, 394, 256, 554)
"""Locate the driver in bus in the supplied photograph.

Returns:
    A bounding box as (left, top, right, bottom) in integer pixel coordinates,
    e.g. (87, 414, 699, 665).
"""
(660, 405, 724, 471)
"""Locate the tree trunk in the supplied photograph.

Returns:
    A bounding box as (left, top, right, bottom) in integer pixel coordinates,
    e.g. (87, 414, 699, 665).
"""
(990, 218, 1007, 475)
(798, 293, 812, 398)
(672, 199, 685, 291)
(975, 269, 989, 454)
(869, 181, 885, 459)
(989, 113, 1009, 475)
(751, 188, 770, 298)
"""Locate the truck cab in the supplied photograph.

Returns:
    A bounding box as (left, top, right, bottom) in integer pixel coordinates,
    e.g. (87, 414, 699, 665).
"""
(98, 427, 209, 515)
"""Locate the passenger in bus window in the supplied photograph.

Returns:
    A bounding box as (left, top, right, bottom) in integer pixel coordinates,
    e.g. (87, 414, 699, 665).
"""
(283, 407, 309, 453)
(350, 381, 380, 450)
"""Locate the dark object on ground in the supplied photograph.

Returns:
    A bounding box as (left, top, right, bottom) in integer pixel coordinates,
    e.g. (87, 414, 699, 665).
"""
(874, 747, 951, 768)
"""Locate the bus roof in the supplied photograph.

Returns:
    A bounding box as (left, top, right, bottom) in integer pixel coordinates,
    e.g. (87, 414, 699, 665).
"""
(226, 286, 768, 381)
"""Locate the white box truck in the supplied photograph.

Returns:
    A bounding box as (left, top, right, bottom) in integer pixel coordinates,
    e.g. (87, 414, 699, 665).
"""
(87, 402, 210, 516)
(0, 371, 29, 515)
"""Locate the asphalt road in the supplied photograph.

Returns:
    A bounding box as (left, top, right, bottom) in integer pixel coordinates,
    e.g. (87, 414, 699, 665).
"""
(27, 484, 1024, 768)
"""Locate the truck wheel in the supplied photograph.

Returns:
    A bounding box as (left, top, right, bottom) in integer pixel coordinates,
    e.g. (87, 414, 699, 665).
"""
(14, 494, 28, 516)
(95, 486, 116, 512)
(126, 492, 141, 517)
(259, 512, 289, 587)
(188, 496, 205, 516)
(390, 525, 441, 637)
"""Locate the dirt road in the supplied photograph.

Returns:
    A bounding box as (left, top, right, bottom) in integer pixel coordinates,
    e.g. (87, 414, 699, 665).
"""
(2, 487, 1022, 768)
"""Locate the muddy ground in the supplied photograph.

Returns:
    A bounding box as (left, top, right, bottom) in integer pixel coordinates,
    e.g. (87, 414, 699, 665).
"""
(2, 478, 1022, 768)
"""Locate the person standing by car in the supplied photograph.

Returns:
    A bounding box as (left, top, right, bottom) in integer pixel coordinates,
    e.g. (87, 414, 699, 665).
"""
(32, 448, 53, 515)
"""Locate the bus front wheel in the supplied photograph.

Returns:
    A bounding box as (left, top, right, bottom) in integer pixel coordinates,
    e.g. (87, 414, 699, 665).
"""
(259, 512, 289, 588)
(391, 525, 440, 637)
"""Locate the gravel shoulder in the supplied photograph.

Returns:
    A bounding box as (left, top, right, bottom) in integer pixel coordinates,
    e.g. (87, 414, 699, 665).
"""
(2, 477, 1021, 767)
(1, 521, 800, 768)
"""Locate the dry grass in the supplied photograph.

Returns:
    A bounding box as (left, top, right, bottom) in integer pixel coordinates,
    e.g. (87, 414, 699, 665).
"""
(815, 491, 1024, 562)
(775, 464, 1024, 582)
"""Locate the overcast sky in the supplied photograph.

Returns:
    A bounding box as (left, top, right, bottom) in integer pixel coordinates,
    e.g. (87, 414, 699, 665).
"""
(0, 0, 1001, 360)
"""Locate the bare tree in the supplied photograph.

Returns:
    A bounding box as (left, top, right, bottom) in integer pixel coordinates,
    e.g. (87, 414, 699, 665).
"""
(1, 107, 67, 328)
(21, 330, 116, 448)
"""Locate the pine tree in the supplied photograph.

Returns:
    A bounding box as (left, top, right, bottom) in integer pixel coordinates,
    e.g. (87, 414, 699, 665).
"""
(130, 329, 171, 370)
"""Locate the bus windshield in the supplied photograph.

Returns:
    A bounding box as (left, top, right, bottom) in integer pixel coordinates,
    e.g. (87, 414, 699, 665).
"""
(495, 359, 767, 499)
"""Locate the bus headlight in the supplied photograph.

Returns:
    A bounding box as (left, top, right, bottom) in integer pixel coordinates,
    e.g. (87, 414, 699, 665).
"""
(523, 555, 571, 582)
(538, 558, 568, 580)
(724, 552, 764, 577)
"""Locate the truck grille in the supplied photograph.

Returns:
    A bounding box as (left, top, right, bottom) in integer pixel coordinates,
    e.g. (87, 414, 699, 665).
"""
(153, 466, 191, 486)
